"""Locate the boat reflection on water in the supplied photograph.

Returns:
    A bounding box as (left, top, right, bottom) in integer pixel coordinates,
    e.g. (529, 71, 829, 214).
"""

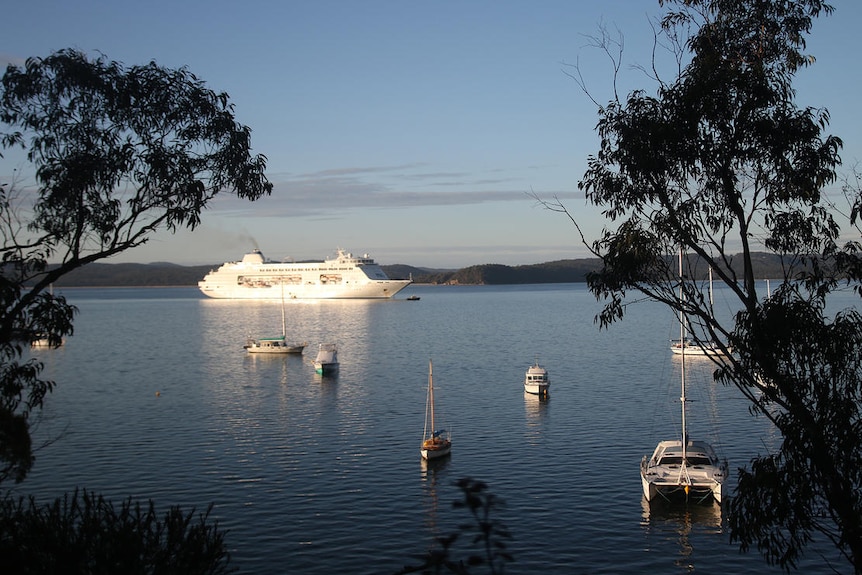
(523, 391, 549, 446)
(420, 455, 451, 534)
(640, 497, 723, 571)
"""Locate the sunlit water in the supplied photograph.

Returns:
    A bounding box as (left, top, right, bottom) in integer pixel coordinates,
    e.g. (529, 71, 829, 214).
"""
(13, 284, 850, 574)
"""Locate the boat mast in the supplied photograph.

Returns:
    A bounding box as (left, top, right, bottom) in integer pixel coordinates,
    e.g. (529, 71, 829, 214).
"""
(679, 249, 688, 461)
(428, 360, 436, 435)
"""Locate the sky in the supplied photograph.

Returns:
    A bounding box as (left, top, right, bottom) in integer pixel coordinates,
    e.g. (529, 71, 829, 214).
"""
(2, 1, 861, 269)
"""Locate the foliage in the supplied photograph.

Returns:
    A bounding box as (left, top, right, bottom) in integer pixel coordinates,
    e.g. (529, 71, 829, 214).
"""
(397, 478, 513, 575)
(0, 49, 271, 484)
(0, 489, 234, 574)
(540, 0, 862, 572)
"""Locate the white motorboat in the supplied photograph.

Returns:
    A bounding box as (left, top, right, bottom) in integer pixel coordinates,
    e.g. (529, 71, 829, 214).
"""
(642, 250, 728, 504)
(313, 343, 339, 374)
(420, 359, 451, 460)
(524, 361, 550, 397)
(199, 248, 411, 300)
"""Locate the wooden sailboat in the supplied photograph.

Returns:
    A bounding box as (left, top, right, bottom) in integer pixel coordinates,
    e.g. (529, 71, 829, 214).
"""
(420, 360, 451, 460)
(244, 283, 307, 354)
(643, 250, 728, 503)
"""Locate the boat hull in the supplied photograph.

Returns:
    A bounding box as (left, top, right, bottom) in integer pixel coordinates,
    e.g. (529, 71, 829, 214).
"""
(420, 440, 451, 460)
(524, 383, 550, 395)
(314, 362, 339, 375)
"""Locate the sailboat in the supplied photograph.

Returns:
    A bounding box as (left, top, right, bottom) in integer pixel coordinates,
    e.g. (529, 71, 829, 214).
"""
(420, 360, 451, 460)
(244, 283, 307, 354)
(643, 250, 728, 504)
(669, 267, 732, 356)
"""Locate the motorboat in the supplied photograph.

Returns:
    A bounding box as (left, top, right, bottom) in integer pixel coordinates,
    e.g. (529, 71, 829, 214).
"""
(524, 361, 550, 397)
(313, 343, 339, 374)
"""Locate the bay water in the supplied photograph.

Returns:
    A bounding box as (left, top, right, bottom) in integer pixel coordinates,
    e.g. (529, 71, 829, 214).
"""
(13, 283, 848, 574)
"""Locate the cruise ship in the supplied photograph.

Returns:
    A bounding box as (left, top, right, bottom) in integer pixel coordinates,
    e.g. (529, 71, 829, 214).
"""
(198, 248, 412, 299)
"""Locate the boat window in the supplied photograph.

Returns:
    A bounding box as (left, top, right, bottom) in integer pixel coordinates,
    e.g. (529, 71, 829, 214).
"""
(658, 456, 683, 465)
(687, 456, 713, 466)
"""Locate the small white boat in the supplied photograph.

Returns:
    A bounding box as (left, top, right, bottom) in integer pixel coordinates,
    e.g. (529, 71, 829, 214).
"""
(669, 339, 731, 356)
(420, 359, 451, 460)
(670, 267, 731, 356)
(524, 361, 550, 397)
(643, 249, 727, 504)
(313, 343, 339, 374)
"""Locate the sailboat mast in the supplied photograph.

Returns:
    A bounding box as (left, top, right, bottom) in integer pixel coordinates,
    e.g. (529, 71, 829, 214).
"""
(428, 360, 436, 433)
(679, 249, 688, 459)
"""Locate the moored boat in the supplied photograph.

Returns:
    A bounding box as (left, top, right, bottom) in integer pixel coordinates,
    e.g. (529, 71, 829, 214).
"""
(313, 343, 339, 374)
(198, 248, 411, 300)
(642, 249, 727, 504)
(244, 285, 306, 354)
(420, 359, 451, 460)
(244, 335, 306, 354)
(524, 361, 550, 397)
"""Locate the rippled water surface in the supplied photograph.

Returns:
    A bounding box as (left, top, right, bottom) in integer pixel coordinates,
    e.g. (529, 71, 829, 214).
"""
(15, 284, 848, 574)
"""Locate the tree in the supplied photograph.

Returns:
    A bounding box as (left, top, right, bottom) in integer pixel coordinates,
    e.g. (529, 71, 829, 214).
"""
(0, 49, 272, 484)
(541, 0, 862, 572)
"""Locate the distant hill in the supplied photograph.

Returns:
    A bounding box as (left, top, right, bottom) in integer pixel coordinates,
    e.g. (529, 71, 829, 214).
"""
(42, 252, 798, 288)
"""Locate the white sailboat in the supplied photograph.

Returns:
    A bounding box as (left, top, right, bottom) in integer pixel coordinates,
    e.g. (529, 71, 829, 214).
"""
(420, 360, 451, 460)
(244, 284, 307, 354)
(669, 267, 732, 356)
(643, 250, 728, 504)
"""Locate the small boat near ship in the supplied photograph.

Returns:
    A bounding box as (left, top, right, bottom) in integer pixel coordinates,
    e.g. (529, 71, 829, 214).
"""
(244, 286, 307, 354)
(524, 360, 550, 397)
(420, 359, 451, 460)
(313, 343, 339, 374)
(198, 248, 411, 300)
(244, 335, 306, 354)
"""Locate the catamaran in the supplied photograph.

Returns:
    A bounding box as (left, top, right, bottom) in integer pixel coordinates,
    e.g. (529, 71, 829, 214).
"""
(642, 250, 728, 504)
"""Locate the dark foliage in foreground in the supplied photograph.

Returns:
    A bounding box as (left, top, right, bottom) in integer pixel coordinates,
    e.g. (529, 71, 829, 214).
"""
(397, 478, 513, 575)
(0, 489, 234, 574)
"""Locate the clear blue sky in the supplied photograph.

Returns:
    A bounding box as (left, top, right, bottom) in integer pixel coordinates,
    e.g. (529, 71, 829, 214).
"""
(2, 1, 860, 268)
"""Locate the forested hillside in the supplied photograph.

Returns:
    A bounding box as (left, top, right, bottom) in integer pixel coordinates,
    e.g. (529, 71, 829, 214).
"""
(44, 253, 796, 287)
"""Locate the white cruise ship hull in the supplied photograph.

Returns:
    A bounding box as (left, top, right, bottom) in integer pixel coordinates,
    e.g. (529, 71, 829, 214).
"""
(198, 248, 412, 300)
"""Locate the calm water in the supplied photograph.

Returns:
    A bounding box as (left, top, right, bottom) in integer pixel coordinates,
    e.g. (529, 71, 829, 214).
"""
(14, 284, 847, 574)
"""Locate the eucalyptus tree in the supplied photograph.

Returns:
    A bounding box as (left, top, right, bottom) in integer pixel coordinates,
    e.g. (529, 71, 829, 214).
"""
(0, 49, 272, 484)
(542, 0, 862, 571)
